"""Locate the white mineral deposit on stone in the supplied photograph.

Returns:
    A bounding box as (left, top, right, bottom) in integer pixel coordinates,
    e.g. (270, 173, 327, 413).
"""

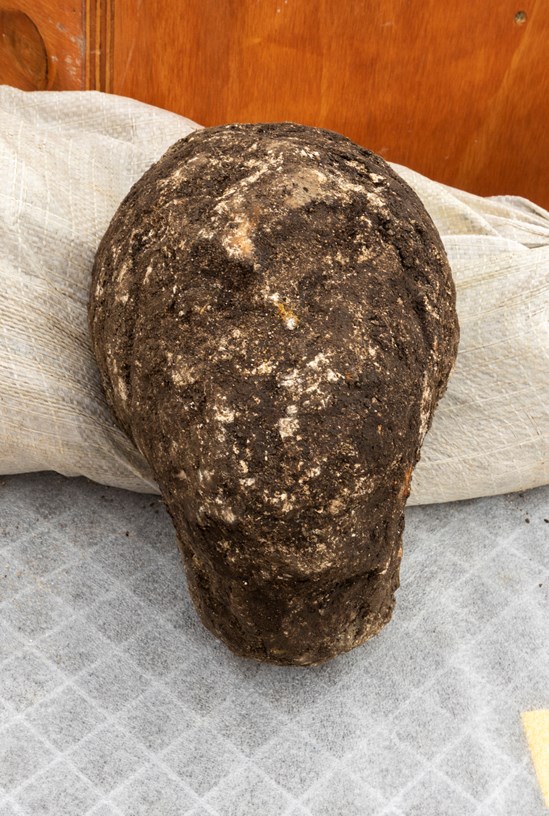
(278, 416, 299, 439)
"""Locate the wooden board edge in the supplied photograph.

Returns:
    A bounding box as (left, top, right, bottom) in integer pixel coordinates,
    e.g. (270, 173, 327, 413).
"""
(85, 0, 114, 91)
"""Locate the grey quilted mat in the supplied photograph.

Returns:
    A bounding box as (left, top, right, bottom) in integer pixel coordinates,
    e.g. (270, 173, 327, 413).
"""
(0, 472, 547, 816)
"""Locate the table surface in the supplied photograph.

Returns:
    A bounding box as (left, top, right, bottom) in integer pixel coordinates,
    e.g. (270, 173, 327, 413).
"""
(0, 472, 547, 815)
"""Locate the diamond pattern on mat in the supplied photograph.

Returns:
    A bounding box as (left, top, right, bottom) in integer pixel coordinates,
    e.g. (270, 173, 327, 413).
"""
(26, 683, 107, 751)
(0, 721, 55, 791)
(121, 623, 190, 677)
(1, 585, 69, 639)
(346, 732, 427, 800)
(476, 769, 548, 816)
(300, 768, 385, 816)
(161, 723, 243, 796)
(162, 654, 239, 718)
(83, 589, 152, 643)
(0, 471, 547, 816)
(109, 763, 198, 816)
(75, 651, 149, 714)
(443, 572, 510, 630)
(69, 722, 150, 793)
(204, 765, 293, 816)
(13, 760, 99, 816)
(91, 537, 160, 580)
(41, 559, 117, 612)
(211, 691, 289, 756)
(127, 562, 191, 629)
(254, 724, 335, 798)
(296, 693, 376, 758)
(0, 621, 23, 664)
(436, 732, 515, 803)
(1, 524, 77, 578)
(251, 664, 333, 717)
(393, 694, 466, 761)
(0, 551, 31, 603)
(37, 615, 110, 675)
(117, 685, 198, 753)
(392, 769, 477, 816)
(0, 649, 63, 712)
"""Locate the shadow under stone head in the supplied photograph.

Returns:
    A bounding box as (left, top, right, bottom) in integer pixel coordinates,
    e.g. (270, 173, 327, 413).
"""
(89, 122, 459, 665)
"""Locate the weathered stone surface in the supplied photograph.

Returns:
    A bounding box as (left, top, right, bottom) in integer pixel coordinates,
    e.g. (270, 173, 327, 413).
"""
(89, 123, 459, 665)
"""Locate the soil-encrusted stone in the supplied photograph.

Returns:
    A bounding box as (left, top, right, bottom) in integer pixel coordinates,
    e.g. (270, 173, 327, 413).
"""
(89, 123, 459, 665)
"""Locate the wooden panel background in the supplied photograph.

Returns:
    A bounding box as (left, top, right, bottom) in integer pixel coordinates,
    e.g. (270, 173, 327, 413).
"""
(0, 0, 547, 207)
(0, 0, 84, 89)
(112, 0, 549, 208)
(0, 0, 115, 92)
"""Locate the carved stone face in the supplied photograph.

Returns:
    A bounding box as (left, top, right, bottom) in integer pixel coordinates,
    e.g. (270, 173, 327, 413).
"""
(89, 123, 459, 665)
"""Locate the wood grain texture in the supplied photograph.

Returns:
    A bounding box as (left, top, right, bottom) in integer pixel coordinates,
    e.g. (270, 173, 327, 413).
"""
(112, 0, 549, 207)
(0, 10, 49, 90)
(0, 0, 84, 89)
(85, 0, 114, 91)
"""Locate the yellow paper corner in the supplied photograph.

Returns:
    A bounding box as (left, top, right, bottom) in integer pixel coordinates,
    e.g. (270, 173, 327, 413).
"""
(522, 709, 549, 808)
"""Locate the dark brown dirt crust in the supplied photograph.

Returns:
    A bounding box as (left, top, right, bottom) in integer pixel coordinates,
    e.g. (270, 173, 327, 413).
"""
(89, 123, 459, 665)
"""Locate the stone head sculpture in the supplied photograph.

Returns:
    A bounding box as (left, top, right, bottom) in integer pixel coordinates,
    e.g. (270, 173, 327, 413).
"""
(89, 123, 459, 665)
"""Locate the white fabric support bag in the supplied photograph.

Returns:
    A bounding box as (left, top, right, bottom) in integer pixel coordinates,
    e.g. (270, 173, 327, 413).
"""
(0, 86, 548, 504)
